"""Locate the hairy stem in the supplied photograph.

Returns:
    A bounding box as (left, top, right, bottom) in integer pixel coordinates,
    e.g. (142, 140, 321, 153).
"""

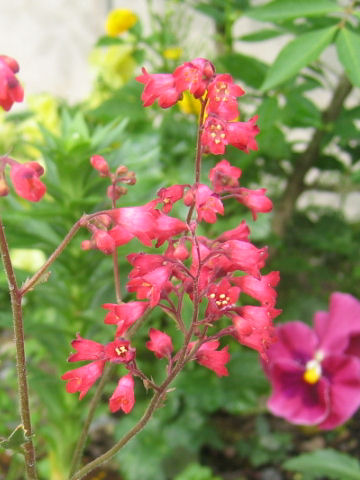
(271, 74, 353, 240)
(0, 218, 37, 480)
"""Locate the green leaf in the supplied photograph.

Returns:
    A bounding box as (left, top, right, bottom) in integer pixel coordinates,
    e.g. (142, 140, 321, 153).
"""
(261, 26, 338, 91)
(246, 0, 342, 23)
(0, 425, 28, 453)
(283, 91, 322, 127)
(283, 449, 360, 480)
(217, 53, 268, 89)
(95, 35, 125, 47)
(238, 28, 285, 42)
(336, 28, 360, 88)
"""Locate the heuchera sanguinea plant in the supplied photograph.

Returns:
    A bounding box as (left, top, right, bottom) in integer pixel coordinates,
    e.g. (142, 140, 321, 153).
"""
(0, 55, 280, 480)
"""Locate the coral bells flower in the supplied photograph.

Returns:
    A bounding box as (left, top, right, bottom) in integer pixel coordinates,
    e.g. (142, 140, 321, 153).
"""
(146, 328, 173, 359)
(185, 184, 224, 224)
(264, 293, 360, 429)
(207, 74, 244, 121)
(209, 159, 242, 193)
(206, 278, 240, 319)
(105, 338, 136, 363)
(103, 301, 149, 336)
(173, 58, 215, 97)
(61, 360, 105, 400)
(90, 155, 110, 177)
(157, 184, 185, 213)
(9, 161, 46, 202)
(136, 68, 181, 108)
(233, 271, 280, 307)
(0, 55, 24, 111)
(235, 187, 273, 220)
(68, 334, 105, 362)
(192, 340, 230, 377)
(109, 374, 135, 413)
(127, 265, 172, 307)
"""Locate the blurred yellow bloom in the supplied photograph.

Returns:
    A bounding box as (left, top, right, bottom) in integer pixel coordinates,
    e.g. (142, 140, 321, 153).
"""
(90, 45, 136, 91)
(11, 248, 46, 273)
(163, 47, 183, 60)
(105, 9, 138, 37)
(178, 91, 201, 116)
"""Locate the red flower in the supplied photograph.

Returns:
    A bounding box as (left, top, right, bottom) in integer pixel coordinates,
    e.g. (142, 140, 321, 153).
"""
(127, 265, 172, 307)
(105, 338, 136, 363)
(201, 116, 228, 155)
(194, 340, 230, 377)
(90, 155, 110, 176)
(136, 68, 181, 108)
(157, 184, 185, 213)
(185, 184, 224, 224)
(206, 278, 240, 319)
(61, 360, 105, 400)
(207, 74, 244, 121)
(0, 55, 24, 111)
(216, 221, 250, 242)
(221, 240, 268, 278)
(209, 159, 242, 193)
(93, 229, 116, 255)
(68, 334, 105, 362)
(146, 328, 173, 359)
(109, 374, 135, 413)
(235, 187, 273, 220)
(151, 210, 188, 246)
(225, 116, 259, 153)
(9, 161, 46, 202)
(173, 58, 215, 97)
(103, 301, 149, 336)
(109, 203, 157, 247)
(233, 272, 280, 307)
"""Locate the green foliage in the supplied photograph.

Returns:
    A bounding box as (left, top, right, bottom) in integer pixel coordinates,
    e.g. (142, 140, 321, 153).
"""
(283, 449, 360, 480)
(175, 463, 222, 480)
(246, 0, 342, 22)
(336, 28, 360, 88)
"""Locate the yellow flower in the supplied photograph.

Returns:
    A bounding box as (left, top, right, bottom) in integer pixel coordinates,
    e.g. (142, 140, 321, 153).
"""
(178, 91, 201, 116)
(163, 47, 183, 61)
(105, 9, 138, 37)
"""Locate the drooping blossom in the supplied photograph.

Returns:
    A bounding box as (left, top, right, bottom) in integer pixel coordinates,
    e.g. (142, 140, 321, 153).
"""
(157, 184, 186, 213)
(103, 301, 149, 336)
(191, 340, 230, 377)
(206, 278, 240, 319)
(0, 55, 24, 111)
(109, 374, 135, 413)
(235, 187, 273, 220)
(232, 272, 280, 307)
(264, 293, 360, 429)
(136, 68, 181, 108)
(105, 338, 136, 363)
(207, 74, 244, 121)
(90, 155, 110, 176)
(61, 360, 105, 400)
(127, 265, 172, 307)
(173, 58, 215, 97)
(9, 161, 46, 202)
(68, 334, 105, 362)
(209, 159, 242, 193)
(146, 328, 173, 359)
(184, 184, 224, 224)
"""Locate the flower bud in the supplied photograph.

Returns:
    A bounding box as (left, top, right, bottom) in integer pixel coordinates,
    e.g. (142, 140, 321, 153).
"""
(90, 155, 110, 177)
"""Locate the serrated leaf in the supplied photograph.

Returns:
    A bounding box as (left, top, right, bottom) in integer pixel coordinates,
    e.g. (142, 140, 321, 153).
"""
(336, 28, 360, 87)
(0, 425, 28, 452)
(283, 449, 360, 480)
(261, 26, 338, 91)
(246, 0, 342, 23)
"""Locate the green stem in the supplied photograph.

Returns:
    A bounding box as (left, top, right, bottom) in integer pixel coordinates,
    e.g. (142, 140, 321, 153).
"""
(0, 218, 37, 480)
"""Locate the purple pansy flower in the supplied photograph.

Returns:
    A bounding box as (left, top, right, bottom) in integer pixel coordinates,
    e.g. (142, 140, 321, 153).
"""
(263, 293, 360, 430)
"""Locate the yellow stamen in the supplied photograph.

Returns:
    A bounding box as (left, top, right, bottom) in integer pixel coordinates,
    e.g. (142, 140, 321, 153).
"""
(303, 359, 321, 384)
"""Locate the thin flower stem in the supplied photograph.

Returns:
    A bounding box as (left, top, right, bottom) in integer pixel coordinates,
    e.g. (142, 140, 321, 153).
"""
(0, 218, 37, 480)
(68, 363, 113, 478)
(112, 249, 122, 303)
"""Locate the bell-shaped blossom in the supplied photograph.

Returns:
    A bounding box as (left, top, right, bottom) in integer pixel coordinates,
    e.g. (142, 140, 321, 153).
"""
(235, 187, 273, 220)
(184, 184, 224, 224)
(93, 229, 116, 255)
(233, 271, 280, 307)
(216, 221, 250, 243)
(193, 340, 230, 377)
(10, 161, 46, 202)
(207, 74, 244, 121)
(103, 301, 149, 336)
(152, 210, 188, 246)
(105, 338, 136, 363)
(109, 374, 135, 413)
(109, 203, 157, 247)
(157, 184, 186, 213)
(61, 360, 105, 400)
(127, 265, 172, 307)
(209, 159, 242, 193)
(68, 334, 105, 362)
(264, 294, 360, 429)
(173, 58, 215, 97)
(136, 68, 181, 108)
(206, 278, 240, 319)
(90, 155, 110, 176)
(221, 240, 268, 278)
(226, 116, 259, 153)
(146, 328, 173, 359)
(0, 55, 24, 111)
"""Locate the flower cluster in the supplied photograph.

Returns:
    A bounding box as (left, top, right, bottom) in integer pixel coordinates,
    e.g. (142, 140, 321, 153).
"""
(264, 293, 360, 429)
(62, 58, 280, 415)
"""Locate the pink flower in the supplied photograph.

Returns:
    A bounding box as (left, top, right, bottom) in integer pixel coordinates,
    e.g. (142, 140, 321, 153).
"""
(157, 184, 185, 213)
(185, 184, 224, 224)
(127, 265, 172, 307)
(146, 328, 173, 359)
(136, 68, 181, 108)
(105, 338, 136, 363)
(173, 58, 215, 97)
(0, 55, 24, 111)
(207, 74, 244, 121)
(206, 278, 240, 319)
(209, 159, 242, 193)
(264, 293, 360, 429)
(216, 221, 250, 242)
(9, 162, 46, 202)
(201, 116, 228, 155)
(109, 374, 135, 413)
(93, 229, 116, 255)
(232, 272, 280, 307)
(102, 301, 149, 336)
(193, 340, 230, 377)
(151, 210, 188, 246)
(235, 187, 273, 220)
(225, 116, 259, 153)
(61, 360, 105, 400)
(90, 155, 110, 176)
(68, 334, 105, 362)
(109, 203, 157, 247)
(221, 240, 268, 278)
